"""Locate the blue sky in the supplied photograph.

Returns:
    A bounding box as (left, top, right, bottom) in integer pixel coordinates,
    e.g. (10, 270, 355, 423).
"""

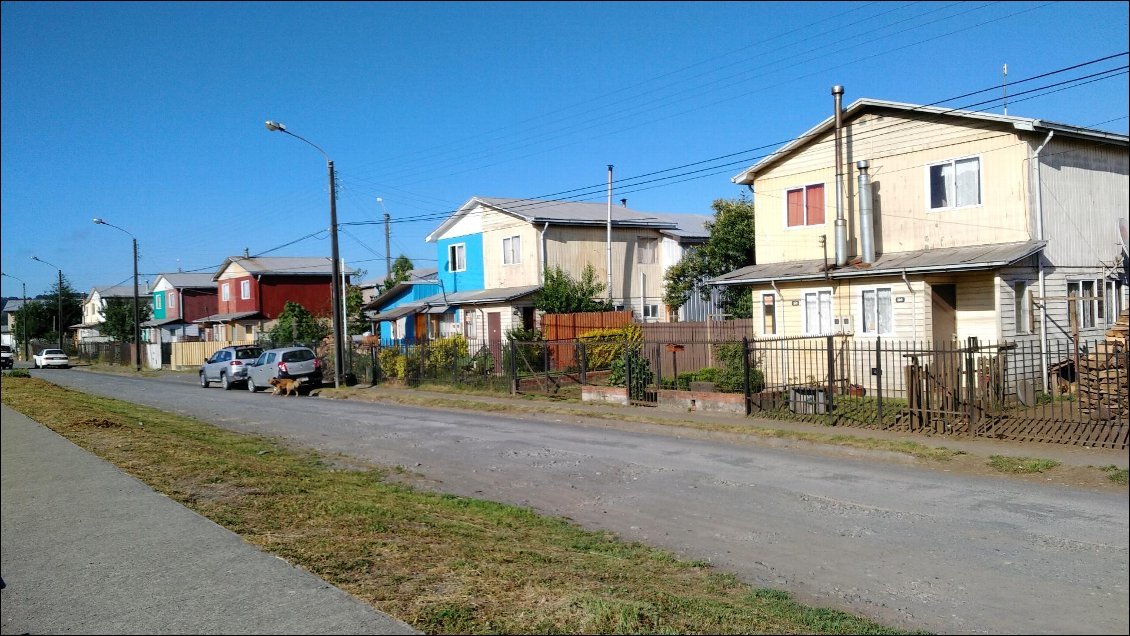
(2, 1, 1127, 297)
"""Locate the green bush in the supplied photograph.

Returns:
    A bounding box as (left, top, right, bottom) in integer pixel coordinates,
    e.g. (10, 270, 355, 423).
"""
(607, 345, 653, 389)
(3, 368, 31, 378)
(694, 367, 720, 383)
(378, 348, 403, 379)
(712, 343, 764, 393)
(503, 327, 546, 375)
(577, 323, 641, 370)
(426, 335, 469, 375)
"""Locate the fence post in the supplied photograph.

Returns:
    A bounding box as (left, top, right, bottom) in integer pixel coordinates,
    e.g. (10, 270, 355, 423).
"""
(543, 340, 550, 394)
(742, 337, 752, 416)
(875, 337, 883, 426)
(579, 341, 587, 385)
(509, 340, 517, 395)
(370, 344, 378, 386)
(826, 335, 835, 421)
(965, 337, 978, 431)
(624, 343, 632, 401)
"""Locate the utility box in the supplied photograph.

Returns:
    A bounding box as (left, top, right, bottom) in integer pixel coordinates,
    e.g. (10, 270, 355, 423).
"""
(789, 387, 829, 414)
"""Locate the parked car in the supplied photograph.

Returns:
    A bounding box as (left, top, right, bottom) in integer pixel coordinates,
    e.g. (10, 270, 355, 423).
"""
(199, 345, 264, 390)
(1, 345, 13, 369)
(245, 346, 323, 393)
(33, 348, 70, 369)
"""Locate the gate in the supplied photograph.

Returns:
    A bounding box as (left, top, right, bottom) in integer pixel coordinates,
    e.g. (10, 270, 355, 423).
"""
(626, 343, 658, 406)
(903, 338, 990, 434)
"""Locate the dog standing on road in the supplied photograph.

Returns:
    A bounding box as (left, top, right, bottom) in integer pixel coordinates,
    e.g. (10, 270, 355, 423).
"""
(269, 376, 305, 396)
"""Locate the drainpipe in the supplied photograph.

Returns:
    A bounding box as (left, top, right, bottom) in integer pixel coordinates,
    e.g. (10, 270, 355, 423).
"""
(539, 221, 550, 285)
(857, 160, 875, 264)
(1033, 130, 1054, 393)
(902, 269, 916, 341)
(833, 85, 847, 267)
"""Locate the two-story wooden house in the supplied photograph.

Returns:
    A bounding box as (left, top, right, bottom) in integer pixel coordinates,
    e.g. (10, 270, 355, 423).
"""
(713, 98, 1128, 355)
(193, 256, 352, 342)
(73, 284, 151, 344)
(141, 272, 217, 343)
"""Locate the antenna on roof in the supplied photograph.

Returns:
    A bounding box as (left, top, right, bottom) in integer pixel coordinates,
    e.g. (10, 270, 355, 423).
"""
(243, 247, 249, 258)
(1002, 63, 1008, 116)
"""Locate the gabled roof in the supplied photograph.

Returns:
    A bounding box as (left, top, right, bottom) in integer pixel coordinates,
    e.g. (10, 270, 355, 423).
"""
(192, 311, 262, 324)
(154, 272, 217, 289)
(89, 285, 145, 299)
(711, 240, 1045, 285)
(368, 285, 541, 321)
(363, 268, 441, 311)
(732, 98, 1130, 185)
(427, 196, 709, 242)
(213, 256, 357, 281)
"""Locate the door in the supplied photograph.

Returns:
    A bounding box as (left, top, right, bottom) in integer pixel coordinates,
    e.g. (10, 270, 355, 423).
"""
(487, 311, 502, 373)
(414, 313, 427, 343)
(931, 284, 957, 345)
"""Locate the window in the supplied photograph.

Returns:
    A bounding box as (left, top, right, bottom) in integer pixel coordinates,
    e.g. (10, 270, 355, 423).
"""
(1067, 280, 1097, 330)
(168, 291, 175, 310)
(1106, 281, 1124, 324)
(464, 311, 477, 338)
(786, 184, 825, 227)
(448, 244, 466, 272)
(502, 236, 521, 265)
(240, 280, 251, 300)
(761, 293, 776, 335)
(642, 304, 659, 318)
(637, 237, 657, 264)
(221, 283, 230, 302)
(803, 290, 833, 335)
(929, 157, 981, 209)
(1014, 281, 1030, 334)
(154, 295, 163, 310)
(861, 287, 892, 335)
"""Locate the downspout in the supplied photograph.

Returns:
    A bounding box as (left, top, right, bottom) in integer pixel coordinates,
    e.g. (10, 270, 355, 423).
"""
(833, 85, 847, 267)
(902, 269, 916, 341)
(1033, 130, 1054, 393)
(539, 221, 550, 285)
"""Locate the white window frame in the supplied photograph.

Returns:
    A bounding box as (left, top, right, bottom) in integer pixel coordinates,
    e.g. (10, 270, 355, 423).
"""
(221, 283, 230, 302)
(636, 236, 657, 264)
(154, 294, 163, 310)
(642, 303, 659, 319)
(502, 236, 521, 265)
(240, 279, 251, 300)
(1067, 279, 1099, 330)
(783, 183, 826, 229)
(448, 243, 466, 272)
(1013, 281, 1030, 334)
(1105, 280, 1124, 324)
(167, 290, 175, 310)
(926, 155, 982, 211)
(859, 286, 894, 336)
(802, 288, 834, 335)
(760, 292, 778, 336)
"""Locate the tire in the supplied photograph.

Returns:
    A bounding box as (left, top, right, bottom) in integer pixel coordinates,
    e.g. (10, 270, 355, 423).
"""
(221, 373, 232, 390)
(199, 372, 209, 388)
(247, 377, 258, 393)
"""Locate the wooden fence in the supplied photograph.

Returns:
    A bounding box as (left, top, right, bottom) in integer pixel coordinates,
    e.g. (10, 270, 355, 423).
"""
(641, 319, 760, 377)
(170, 339, 257, 370)
(543, 311, 633, 369)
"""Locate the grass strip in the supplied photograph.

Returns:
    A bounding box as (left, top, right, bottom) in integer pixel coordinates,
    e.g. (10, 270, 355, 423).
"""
(987, 455, 1061, 474)
(1, 376, 917, 635)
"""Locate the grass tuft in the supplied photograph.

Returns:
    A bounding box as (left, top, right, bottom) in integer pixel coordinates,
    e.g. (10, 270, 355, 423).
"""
(987, 455, 1061, 474)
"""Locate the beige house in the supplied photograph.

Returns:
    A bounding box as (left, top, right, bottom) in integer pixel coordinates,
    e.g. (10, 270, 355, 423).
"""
(73, 284, 149, 344)
(713, 98, 1128, 356)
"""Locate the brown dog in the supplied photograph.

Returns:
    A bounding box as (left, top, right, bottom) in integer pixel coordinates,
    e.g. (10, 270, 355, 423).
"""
(269, 376, 304, 396)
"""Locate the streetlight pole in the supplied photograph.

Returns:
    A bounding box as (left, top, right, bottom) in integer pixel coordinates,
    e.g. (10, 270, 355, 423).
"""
(265, 120, 345, 388)
(93, 218, 142, 372)
(1, 271, 29, 361)
(31, 256, 65, 351)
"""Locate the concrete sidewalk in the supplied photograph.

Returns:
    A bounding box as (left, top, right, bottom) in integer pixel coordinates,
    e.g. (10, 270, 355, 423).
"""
(0, 404, 417, 635)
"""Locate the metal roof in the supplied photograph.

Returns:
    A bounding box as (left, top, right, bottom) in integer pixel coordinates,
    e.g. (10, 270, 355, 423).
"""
(368, 285, 542, 322)
(213, 256, 357, 281)
(732, 98, 1129, 185)
(90, 285, 145, 299)
(711, 240, 1045, 285)
(191, 311, 261, 324)
(140, 317, 186, 327)
(369, 303, 422, 322)
(154, 273, 217, 289)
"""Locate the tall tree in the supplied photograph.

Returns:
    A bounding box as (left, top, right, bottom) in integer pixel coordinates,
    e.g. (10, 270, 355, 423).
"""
(536, 264, 614, 314)
(380, 255, 415, 292)
(269, 301, 329, 345)
(663, 195, 756, 318)
(20, 275, 85, 344)
(100, 297, 152, 342)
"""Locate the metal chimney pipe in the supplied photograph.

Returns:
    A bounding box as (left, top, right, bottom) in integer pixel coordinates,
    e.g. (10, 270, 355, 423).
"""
(857, 160, 875, 264)
(832, 85, 847, 267)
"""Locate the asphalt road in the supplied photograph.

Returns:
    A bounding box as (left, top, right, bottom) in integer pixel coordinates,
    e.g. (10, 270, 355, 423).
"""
(18, 369, 1130, 634)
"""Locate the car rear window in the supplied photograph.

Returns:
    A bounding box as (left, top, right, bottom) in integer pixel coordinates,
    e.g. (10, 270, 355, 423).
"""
(282, 349, 314, 362)
(235, 348, 262, 360)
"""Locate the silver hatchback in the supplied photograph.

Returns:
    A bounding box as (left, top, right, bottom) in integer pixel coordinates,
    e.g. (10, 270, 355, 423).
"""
(245, 346, 323, 393)
(199, 345, 264, 390)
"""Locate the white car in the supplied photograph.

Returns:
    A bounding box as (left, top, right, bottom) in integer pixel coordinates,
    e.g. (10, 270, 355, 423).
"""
(33, 348, 70, 369)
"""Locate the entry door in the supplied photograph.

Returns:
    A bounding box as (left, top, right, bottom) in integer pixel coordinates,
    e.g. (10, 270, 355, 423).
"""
(487, 311, 502, 372)
(414, 313, 427, 343)
(931, 284, 957, 344)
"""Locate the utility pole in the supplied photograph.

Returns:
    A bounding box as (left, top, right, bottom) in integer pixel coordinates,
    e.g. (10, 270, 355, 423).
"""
(606, 164, 613, 302)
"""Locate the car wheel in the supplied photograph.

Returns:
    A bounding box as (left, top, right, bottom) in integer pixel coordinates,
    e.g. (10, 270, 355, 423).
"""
(200, 372, 209, 388)
(221, 373, 232, 390)
(247, 377, 258, 393)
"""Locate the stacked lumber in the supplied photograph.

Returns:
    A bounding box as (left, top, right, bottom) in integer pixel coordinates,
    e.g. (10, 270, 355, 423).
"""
(1078, 308, 1129, 419)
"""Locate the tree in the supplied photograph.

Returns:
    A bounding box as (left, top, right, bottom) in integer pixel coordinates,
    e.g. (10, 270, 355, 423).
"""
(663, 195, 756, 318)
(380, 255, 415, 292)
(101, 297, 152, 342)
(269, 301, 329, 345)
(16, 276, 84, 345)
(536, 264, 614, 314)
(12, 300, 54, 343)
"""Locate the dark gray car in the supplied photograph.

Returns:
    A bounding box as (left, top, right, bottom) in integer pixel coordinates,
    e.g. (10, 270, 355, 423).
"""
(245, 346, 323, 393)
(199, 345, 264, 390)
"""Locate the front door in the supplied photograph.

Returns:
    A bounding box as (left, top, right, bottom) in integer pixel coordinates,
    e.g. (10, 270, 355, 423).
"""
(487, 311, 502, 373)
(414, 313, 427, 343)
(931, 284, 957, 345)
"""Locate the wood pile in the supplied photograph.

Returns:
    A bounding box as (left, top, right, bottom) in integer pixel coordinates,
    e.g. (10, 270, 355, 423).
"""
(1078, 308, 1129, 419)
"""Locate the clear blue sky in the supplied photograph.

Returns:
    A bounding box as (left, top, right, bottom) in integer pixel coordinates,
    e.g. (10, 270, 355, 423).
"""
(2, 1, 1127, 297)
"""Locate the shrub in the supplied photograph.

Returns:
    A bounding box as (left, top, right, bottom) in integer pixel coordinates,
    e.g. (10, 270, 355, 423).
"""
(426, 335, 469, 375)
(378, 348, 403, 379)
(3, 368, 31, 378)
(713, 343, 764, 393)
(578, 323, 641, 371)
(607, 345, 653, 389)
(694, 367, 720, 383)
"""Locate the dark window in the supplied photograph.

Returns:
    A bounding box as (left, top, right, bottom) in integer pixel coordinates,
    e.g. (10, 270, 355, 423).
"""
(282, 349, 314, 362)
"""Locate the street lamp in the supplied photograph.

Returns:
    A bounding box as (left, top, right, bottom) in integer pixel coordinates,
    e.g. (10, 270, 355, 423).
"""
(93, 218, 142, 372)
(1, 271, 29, 361)
(265, 120, 345, 388)
(30, 256, 64, 351)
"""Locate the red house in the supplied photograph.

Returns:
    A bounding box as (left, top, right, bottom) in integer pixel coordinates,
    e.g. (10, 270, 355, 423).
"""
(143, 272, 218, 343)
(194, 256, 352, 342)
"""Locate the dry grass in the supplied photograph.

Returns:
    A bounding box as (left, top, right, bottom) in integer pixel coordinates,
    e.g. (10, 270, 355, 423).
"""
(1, 376, 917, 635)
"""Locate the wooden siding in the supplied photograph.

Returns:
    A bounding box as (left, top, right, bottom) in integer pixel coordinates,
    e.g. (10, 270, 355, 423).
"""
(1035, 136, 1129, 266)
(543, 225, 667, 307)
(743, 277, 927, 340)
(483, 222, 541, 288)
(258, 276, 334, 319)
(752, 112, 1031, 264)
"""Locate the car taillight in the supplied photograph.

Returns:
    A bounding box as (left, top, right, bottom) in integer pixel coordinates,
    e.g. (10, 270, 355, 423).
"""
(278, 362, 288, 374)
(313, 358, 321, 369)
(230, 360, 243, 366)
